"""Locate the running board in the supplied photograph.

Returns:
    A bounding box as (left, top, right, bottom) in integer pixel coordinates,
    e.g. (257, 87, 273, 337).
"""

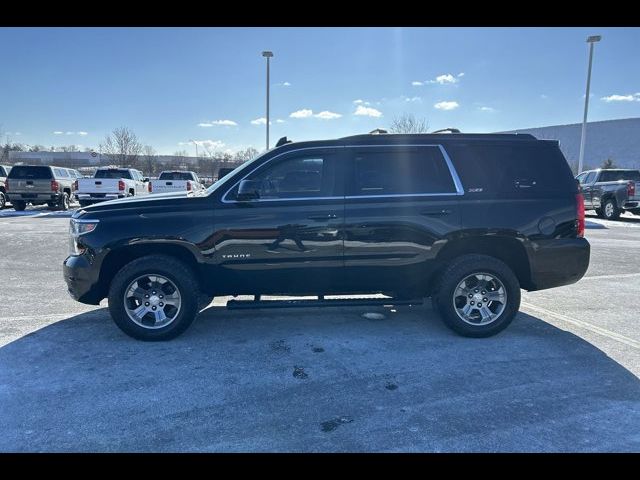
(226, 297, 424, 310)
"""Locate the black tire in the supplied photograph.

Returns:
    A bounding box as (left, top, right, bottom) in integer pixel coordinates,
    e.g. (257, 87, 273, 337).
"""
(108, 254, 200, 341)
(602, 198, 621, 220)
(57, 193, 70, 211)
(595, 208, 603, 218)
(432, 254, 521, 338)
(13, 200, 27, 211)
(198, 294, 214, 311)
(0, 191, 6, 209)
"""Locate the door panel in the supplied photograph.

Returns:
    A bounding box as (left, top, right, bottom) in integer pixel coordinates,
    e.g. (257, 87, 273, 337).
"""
(341, 145, 461, 295)
(209, 148, 346, 295)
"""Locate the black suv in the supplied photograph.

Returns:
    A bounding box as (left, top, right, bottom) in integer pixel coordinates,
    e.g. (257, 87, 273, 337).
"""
(64, 133, 590, 340)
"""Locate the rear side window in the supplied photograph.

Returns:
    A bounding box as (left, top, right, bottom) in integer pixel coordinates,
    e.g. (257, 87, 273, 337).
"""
(7, 166, 53, 179)
(55, 168, 69, 177)
(447, 142, 576, 194)
(348, 147, 456, 196)
(0, 166, 7, 176)
(584, 172, 598, 184)
(599, 170, 640, 182)
(94, 169, 133, 179)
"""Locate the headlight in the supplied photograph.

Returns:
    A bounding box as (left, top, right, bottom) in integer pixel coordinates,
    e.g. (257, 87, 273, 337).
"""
(69, 219, 99, 255)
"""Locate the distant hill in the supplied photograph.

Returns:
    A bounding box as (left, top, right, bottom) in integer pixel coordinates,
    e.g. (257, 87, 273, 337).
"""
(501, 117, 640, 172)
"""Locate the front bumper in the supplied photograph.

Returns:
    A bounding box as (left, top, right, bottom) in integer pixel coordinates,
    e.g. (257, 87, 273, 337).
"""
(63, 254, 103, 305)
(528, 237, 590, 291)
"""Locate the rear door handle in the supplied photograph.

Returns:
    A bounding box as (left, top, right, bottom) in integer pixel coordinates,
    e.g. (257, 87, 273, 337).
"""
(421, 209, 452, 216)
(307, 214, 338, 221)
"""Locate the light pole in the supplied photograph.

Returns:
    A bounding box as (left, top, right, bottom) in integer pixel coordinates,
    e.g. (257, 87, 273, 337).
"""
(262, 51, 273, 150)
(578, 35, 601, 174)
(189, 139, 199, 159)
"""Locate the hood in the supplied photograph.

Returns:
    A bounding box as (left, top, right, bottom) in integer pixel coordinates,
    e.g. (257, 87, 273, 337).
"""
(78, 191, 201, 214)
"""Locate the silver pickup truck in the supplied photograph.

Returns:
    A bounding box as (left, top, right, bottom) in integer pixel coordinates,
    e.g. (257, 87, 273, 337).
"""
(6, 165, 80, 211)
(577, 168, 640, 220)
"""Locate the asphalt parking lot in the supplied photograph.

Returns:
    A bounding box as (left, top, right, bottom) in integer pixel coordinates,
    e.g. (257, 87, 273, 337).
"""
(0, 206, 639, 452)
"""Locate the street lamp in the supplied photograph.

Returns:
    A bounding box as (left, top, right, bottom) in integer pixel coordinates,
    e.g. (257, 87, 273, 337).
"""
(262, 51, 273, 150)
(189, 139, 199, 158)
(578, 35, 601, 174)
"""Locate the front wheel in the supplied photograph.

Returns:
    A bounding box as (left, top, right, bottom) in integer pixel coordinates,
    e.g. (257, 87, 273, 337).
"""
(58, 193, 70, 211)
(108, 255, 200, 341)
(0, 191, 6, 209)
(432, 254, 521, 338)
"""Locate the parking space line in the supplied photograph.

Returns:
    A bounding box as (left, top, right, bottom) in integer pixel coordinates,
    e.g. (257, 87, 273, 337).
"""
(521, 302, 640, 350)
(582, 273, 640, 280)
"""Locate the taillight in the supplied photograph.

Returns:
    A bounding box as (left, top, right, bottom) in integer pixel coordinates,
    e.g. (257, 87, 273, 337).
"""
(628, 181, 636, 197)
(186, 181, 192, 191)
(73, 180, 78, 190)
(148, 182, 152, 193)
(51, 180, 60, 192)
(118, 180, 125, 191)
(576, 193, 585, 238)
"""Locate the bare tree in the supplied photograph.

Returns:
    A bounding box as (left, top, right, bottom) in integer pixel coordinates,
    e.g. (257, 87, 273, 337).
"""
(233, 147, 259, 163)
(389, 114, 429, 134)
(601, 158, 616, 169)
(142, 145, 156, 176)
(102, 127, 143, 166)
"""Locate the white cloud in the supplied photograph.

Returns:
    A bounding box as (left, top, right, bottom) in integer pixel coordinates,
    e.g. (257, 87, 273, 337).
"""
(198, 119, 238, 127)
(180, 140, 226, 151)
(457, 72, 465, 77)
(601, 94, 637, 102)
(353, 99, 364, 104)
(411, 81, 424, 86)
(433, 74, 458, 85)
(6, 131, 22, 136)
(53, 131, 64, 135)
(540, 94, 549, 100)
(276, 119, 285, 123)
(434, 101, 460, 111)
(251, 117, 272, 125)
(65, 132, 74, 135)
(403, 96, 422, 103)
(78, 131, 88, 136)
(354, 105, 383, 118)
(314, 110, 342, 120)
(275, 81, 291, 87)
(290, 109, 314, 118)
(479, 106, 495, 112)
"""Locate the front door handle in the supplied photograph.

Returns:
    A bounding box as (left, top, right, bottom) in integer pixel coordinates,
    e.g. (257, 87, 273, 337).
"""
(421, 209, 452, 216)
(307, 214, 338, 221)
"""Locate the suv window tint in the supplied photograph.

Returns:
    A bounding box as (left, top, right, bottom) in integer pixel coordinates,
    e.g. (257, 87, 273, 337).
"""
(230, 154, 336, 200)
(348, 147, 456, 196)
(0, 166, 7, 176)
(584, 172, 598, 184)
(599, 170, 640, 182)
(94, 169, 133, 179)
(160, 172, 194, 181)
(447, 143, 576, 194)
(7, 165, 53, 179)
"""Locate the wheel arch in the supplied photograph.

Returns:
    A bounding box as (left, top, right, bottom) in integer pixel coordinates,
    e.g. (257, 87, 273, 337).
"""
(432, 234, 533, 292)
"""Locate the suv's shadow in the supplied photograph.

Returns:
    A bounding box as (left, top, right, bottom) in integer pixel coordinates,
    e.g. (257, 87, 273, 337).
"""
(1, 305, 638, 452)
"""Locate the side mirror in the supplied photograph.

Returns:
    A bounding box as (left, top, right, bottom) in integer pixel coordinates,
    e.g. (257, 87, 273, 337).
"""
(143, 177, 150, 183)
(237, 179, 261, 201)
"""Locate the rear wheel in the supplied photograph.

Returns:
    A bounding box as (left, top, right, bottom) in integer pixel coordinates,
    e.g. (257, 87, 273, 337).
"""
(602, 198, 620, 220)
(13, 200, 27, 211)
(108, 255, 200, 341)
(0, 191, 6, 209)
(432, 254, 521, 338)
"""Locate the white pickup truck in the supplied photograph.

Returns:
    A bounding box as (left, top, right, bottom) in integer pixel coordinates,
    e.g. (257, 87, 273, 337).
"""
(75, 167, 150, 206)
(150, 170, 204, 194)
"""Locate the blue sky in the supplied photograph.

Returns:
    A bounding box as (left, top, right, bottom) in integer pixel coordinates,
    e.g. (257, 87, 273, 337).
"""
(1, 27, 639, 155)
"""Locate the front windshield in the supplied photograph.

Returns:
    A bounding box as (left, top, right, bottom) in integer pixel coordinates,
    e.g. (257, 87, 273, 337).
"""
(205, 150, 272, 195)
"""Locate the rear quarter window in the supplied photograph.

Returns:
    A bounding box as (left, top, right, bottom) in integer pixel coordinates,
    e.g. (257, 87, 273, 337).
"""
(446, 142, 576, 195)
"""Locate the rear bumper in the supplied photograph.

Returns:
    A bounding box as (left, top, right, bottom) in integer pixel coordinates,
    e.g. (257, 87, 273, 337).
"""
(527, 237, 590, 291)
(7, 192, 62, 203)
(622, 201, 639, 210)
(63, 254, 103, 305)
(76, 193, 126, 203)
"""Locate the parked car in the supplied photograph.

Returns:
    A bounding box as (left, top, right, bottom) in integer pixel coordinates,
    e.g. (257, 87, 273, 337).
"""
(0, 165, 11, 209)
(150, 170, 204, 194)
(75, 167, 150, 207)
(6, 165, 78, 211)
(64, 132, 590, 341)
(576, 169, 640, 220)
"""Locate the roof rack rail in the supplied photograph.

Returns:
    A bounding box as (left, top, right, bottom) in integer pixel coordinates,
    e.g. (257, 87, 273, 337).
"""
(369, 128, 388, 134)
(275, 136, 292, 147)
(431, 128, 461, 134)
